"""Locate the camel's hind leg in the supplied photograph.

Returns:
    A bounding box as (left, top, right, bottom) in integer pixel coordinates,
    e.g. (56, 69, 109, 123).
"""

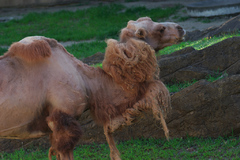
(47, 110, 82, 160)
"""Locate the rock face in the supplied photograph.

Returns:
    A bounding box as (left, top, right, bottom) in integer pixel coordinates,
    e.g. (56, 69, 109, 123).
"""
(159, 37, 240, 83)
(168, 75, 240, 137)
(185, 14, 240, 41)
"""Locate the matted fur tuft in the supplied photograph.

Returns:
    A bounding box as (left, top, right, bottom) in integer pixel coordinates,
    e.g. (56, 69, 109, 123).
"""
(47, 110, 82, 156)
(6, 39, 52, 62)
(102, 38, 159, 92)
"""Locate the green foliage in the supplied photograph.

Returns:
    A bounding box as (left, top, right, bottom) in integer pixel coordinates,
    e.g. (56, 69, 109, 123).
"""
(206, 70, 226, 82)
(158, 33, 240, 55)
(92, 63, 103, 68)
(0, 148, 48, 160)
(65, 41, 106, 59)
(0, 4, 181, 45)
(166, 71, 226, 93)
(1, 137, 240, 159)
(0, 48, 7, 56)
(167, 80, 197, 93)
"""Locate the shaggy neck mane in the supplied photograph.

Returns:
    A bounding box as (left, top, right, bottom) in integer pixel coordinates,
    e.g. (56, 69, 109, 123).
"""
(103, 38, 159, 93)
(78, 38, 160, 125)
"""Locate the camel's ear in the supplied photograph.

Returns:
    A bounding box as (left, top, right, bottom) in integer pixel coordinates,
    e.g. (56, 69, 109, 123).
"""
(135, 28, 147, 39)
(120, 28, 135, 42)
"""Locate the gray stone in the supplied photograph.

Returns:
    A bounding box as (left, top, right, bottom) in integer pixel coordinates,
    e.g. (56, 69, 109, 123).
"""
(159, 37, 240, 83)
(168, 75, 240, 137)
(186, 0, 240, 17)
(185, 14, 240, 41)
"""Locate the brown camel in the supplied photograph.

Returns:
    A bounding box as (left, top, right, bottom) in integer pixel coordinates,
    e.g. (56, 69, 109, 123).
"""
(0, 36, 171, 160)
(120, 17, 186, 52)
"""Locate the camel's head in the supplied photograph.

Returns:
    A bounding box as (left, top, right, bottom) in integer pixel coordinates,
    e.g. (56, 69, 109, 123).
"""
(120, 17, 186, 52)
(102, 38, 159, 92)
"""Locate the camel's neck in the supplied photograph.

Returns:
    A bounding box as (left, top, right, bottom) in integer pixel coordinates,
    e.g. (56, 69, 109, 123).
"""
(78, 63, 126, 98)
(76, 63, 141, 124)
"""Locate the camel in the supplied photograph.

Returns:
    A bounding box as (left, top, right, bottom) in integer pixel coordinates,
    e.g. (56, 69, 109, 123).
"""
(120, 17, 186, 51)
(0, 36, 171, 160)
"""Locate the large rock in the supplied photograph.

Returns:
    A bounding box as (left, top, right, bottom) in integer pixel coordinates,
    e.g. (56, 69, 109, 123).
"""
(185, 14, 240, 41)
(168, 74, 240, 137)
(159, 37, 240, 83)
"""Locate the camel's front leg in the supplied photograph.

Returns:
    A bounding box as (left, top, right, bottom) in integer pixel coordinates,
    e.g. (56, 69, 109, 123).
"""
(123, 81, 171, 140)
(103, 123, 121, 160)
(47, 110, 82, 160)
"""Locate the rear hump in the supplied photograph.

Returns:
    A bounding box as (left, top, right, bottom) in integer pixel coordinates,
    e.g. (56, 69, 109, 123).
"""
(6, 38, 52, 63)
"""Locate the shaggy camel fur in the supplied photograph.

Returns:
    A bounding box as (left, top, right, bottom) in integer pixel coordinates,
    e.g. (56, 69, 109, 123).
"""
(120, 17, 186, 51)
(0, 36, 171, 160)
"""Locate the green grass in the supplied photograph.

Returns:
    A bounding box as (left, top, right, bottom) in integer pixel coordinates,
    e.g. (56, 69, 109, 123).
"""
(1, 136, 240, 159)
(167, 72, 225, 93)
(65, 41, 106, 59)
(158, 32, 240, 56)
(0, 48, 7, 56)
(167, 80, 197, 93)
(0, 4, 181, 45)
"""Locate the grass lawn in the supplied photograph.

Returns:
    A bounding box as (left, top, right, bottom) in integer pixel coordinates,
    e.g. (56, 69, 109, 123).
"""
(0, 4, 181, 45)
(0, 3, 240, 160)
(1, 136, 240, 159)
(158, 32, 240, 56)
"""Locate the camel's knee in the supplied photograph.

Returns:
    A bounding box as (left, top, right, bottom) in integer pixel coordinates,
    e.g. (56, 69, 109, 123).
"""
(47, 110, 82, 156)
(105, 116, 126, 133)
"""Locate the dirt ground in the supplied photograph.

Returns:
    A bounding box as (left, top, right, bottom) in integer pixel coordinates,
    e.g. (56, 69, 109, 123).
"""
(0, 1, 233, 32)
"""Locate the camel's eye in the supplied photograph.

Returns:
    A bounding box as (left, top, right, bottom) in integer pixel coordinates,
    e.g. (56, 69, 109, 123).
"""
(158, 26, 166, 33)
(176, 26, 183, 31)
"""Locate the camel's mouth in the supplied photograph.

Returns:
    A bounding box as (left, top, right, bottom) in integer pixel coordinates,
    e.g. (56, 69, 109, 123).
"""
(178, 29, 186, 42)
(176, 31, 186, 43)
(177, 36, 185, 42)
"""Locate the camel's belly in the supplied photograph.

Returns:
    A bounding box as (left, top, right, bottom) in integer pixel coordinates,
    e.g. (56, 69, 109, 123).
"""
(0, 102, 48, 139)
(0, 122, 47, 139)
